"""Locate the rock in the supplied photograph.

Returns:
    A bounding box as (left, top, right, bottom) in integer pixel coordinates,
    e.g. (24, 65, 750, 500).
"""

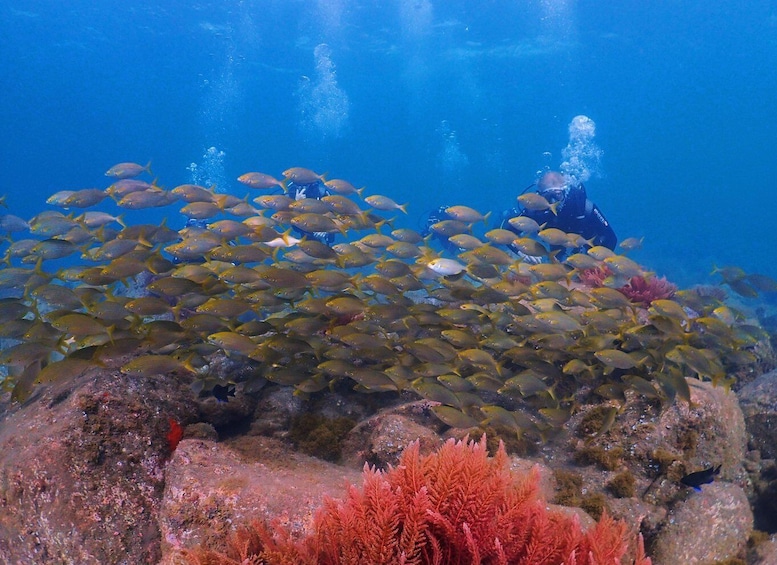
(0, 366, 197, 565)
(158, 436, 362, 563)
(193, 354, 260, 430)
(649, 482, 753, 564)
(508, 457, 557, 501)
(564, 378, 749, 508)
(654, 379, 748, 485)
(340, 408, 443, 469)
(751, 532, 777, 564)
(248, 386, 306, 438)
(738, 368, 777, 459)
(185, 422, 219, 441)
(195, 384, 257, 431)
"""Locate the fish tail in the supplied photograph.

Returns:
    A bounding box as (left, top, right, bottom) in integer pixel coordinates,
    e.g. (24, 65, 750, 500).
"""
(180, 352, 198, 374)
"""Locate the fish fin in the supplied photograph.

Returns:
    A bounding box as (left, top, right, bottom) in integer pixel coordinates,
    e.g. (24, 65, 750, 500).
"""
(180, 353, 199, 374)
(31, 256, 45, 278)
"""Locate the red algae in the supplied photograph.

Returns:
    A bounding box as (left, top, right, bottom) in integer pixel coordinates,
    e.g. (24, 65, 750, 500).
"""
(167, 418, 184, 452)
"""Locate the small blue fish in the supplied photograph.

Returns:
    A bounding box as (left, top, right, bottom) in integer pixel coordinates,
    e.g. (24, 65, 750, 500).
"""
(681, 465, 721, 491)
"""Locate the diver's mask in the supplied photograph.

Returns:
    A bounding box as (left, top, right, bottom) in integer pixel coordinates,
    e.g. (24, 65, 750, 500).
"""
(539, 185, 567, 204)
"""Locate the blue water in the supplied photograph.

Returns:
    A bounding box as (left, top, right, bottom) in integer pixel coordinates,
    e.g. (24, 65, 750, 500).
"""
(1, 1, 776, 288)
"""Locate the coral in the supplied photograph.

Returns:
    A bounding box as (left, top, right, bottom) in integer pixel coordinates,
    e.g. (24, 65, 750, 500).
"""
(180, 519, 308, 565)
(182, 435, 651, 564)
(618, 275, 677, 306)
(577, 266, 677, 306)
(577, 266, 611, 287)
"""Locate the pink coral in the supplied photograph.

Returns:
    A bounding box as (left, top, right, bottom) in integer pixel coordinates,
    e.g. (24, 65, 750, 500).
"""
(619, 275, 677, 306)
(577, 266, 612, 288)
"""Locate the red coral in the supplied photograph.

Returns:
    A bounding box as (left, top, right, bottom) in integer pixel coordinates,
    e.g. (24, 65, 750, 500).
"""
(167, 418, 184, 452)
(619, 275, 677, 306)
(181, 435, 651, 565)
(578, 266, 676, 306)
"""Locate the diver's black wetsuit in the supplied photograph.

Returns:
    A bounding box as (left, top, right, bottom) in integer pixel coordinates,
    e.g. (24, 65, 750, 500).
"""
(286, 179, 328, 201)
(422, 205, 460, 254)
(285, 179, 335, 245)
(501, 182, 617, 254)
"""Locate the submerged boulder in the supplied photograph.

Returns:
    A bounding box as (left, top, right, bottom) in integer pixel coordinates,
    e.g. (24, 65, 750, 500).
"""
(648, 481, 753, 564)
(158, 436, 362, 563)
(0, 365, 197, 565)
(739, 368, 777, 459)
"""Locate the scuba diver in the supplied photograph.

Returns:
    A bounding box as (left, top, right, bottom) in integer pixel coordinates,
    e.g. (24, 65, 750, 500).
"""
(501, 171, 616, 261)
(423, 171, 616, 261)
(284, 178, 336, 245)
(421, 204, 460, 254)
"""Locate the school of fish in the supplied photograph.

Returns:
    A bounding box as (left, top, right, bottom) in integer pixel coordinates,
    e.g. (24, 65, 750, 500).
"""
(0, 162, 771, 442)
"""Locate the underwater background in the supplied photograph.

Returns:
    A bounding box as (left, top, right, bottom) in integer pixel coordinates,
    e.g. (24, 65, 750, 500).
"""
(1, 0, 775, 288)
